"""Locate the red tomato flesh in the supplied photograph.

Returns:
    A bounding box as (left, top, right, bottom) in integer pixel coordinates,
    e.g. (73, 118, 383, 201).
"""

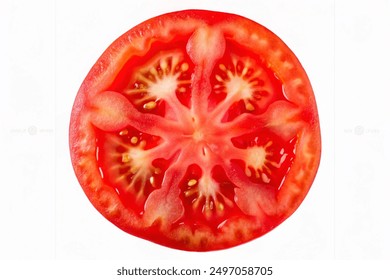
(70, 10, 321, 251)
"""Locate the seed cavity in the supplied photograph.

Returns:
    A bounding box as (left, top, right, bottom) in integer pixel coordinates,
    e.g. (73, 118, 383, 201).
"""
(244, 141, 288, 183)
(124, 53, 192, 110)
(183, 173, 234, 219)
(213, 56, 273, 112)
(100, 133, 158, 202)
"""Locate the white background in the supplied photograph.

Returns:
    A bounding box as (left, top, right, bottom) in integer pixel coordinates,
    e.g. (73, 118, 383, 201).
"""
(1, 0, 389, 278)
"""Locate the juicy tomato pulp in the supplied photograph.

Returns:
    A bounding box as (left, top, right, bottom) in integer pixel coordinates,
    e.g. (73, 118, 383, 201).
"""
(70, 10, 321, 251)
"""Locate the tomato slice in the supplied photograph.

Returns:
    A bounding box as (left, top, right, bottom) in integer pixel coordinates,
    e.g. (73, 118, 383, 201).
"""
(69, 10, 321, 251)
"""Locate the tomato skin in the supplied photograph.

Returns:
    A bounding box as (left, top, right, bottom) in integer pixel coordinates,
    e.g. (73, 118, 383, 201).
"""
(70, 10, 321, 251)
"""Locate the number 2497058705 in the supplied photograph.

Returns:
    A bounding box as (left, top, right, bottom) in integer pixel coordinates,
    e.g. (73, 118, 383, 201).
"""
(209, 266, 272, 276)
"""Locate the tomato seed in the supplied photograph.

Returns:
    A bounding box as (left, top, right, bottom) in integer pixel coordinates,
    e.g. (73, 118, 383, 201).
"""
(143, 101, 157, 110)
(130, 136, 139, 144)
(215, 74, 224, 82)
(187, 179, 197, 186)
(139, 140, 146, 148)
(159, 58, 168, 70)
(245, 101, 255, 111)
(149, 176, 155, 186)
(219, 63, 227, 71)
(119, 129, 128, 136)
(217, 202, 224, 211)
(184, 189, 195, 197)
(121, 154, 130, 163)
(181, 63, 189, 72)
(261, 173, 270, 183)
